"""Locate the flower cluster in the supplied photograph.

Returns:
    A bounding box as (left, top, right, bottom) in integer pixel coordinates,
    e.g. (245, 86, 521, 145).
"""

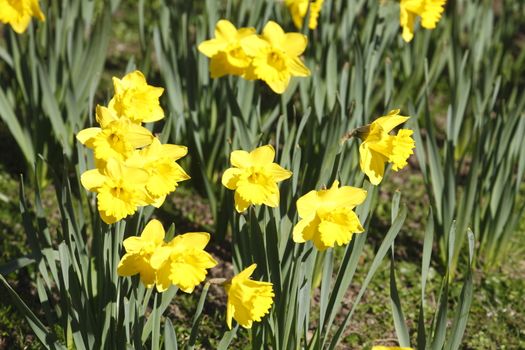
(77, 71, 189, 224)
(0, 0, 45, 33)
(118, 219, 217, 293)
(198, 20, 310, 94)
(285, 0, 325, 30)
(400, 0, 447, 42)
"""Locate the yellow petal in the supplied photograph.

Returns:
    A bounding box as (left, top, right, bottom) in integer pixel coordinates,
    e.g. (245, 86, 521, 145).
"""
(372, 112, 409, 133)
(80, 169, 106, 191)
(359, 144, 387, 185)
(198, 38, 225, 57)
(249, 145, 275, 164)
(288, 57, 311, 77)
(240, 34, 269, 57)
(262, 21, 286, 48)
(95, 105, 118, 127)
(123, 237, 145, 253)
(140, 219, 165, 245)
(283, 33, 308, 57)
(117, 254, 141, 276)
(230, 150, 251, 168)
(76, 127, 101, 146)
(173, 232, 211, 250)
(215, 19, 238, 41)
(296, 190, 320, 218)
(267, 163, 292, 182)
(150, 246, 172, 270)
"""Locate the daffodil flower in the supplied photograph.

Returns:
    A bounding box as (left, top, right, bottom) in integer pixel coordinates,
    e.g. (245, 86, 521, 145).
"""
(0, 0, 45, 33)
(225, 264, 274, 329)
(198, 20, 256, 78)
(240, 21, 310, 94)
(80, 158, 150, 224)
(117, 219, 166, 288)
(150, 232, 217, 293)
(222, 145, 292, 212)
(400, 0, 447, 42)
(357, 109, 415, 185)
(293, 180, 367, 251)
(76, 106, 154, 162)
(108, 70, 165, 123)
(126, 138, 190, 207)
(285, 0, 324, 30)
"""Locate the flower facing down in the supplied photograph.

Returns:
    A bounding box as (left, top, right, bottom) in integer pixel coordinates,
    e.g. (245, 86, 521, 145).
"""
(150, 231, 217, 293)
(198, 20, 256, 78)
(400, 0, 447, 42)
(222, 145, 292, 212)
(285, 0, 324, 30)
(80, 158, 149, 224)
(117, 219, 165, 288)
(0, 0, 45, 33)
(293, 180, 367, 251)
(241, 21, 310, 94)
(109, 70, 165, 123)
(225, 264, 274, 329)
(357, 109, 415, 185)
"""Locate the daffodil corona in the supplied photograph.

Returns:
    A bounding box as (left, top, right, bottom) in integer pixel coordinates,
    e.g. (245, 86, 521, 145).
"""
(357, 109, 415, 185)
(293, 180, 367, 250)
(222, 145, 292, 212)
(285, 0, 324, 30)
(400, 0, 447, 42)
(0, 0, 45, 33)
(225, 264, 274, 329)
(241, 21, 310, 94)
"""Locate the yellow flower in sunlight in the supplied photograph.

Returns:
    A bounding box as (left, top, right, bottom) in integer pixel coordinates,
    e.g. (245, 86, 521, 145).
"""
(150, 231, 217, 293)
(117, 219, 165, 288)
(225, 264, 274, 329)
(81, 158, 149, 224)
(357, 109, 415, 185)
(126, 138, 190, 207)
(0, 0, 45, 34)
(241, 21, 310, 94)
(222, 145, 292, 213)
(76, 106, 154, 162)
(198, 19, 256, 78)
(285, 0, 324, 30)
(400, 0, 447, 42)
(372, 347, 413, 350)
(293, 180, 367, 251)
(109, 70, 165, 123)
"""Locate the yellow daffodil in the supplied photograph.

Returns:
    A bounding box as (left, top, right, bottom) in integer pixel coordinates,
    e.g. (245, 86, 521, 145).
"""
(80, 158, 150, 224)
(0, 0, 45, 33)
(240, 21, 310, 94)
(293, 180, 367, 251)
(222, 145, 292, 213)
(372, 347, 413, 350)
(76, 106, 154, 162)
(108, 71, 165, 123)
(126, 138, 190, 207)
(400, 0, 447, 42)
(225, 264, 274, 329)
(117, 219, 166, 288)
(285, 0, 324, 30)
(150, 231, 217, 293)
(198, 19, 256, 78)
(357, 109, 415, 185)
